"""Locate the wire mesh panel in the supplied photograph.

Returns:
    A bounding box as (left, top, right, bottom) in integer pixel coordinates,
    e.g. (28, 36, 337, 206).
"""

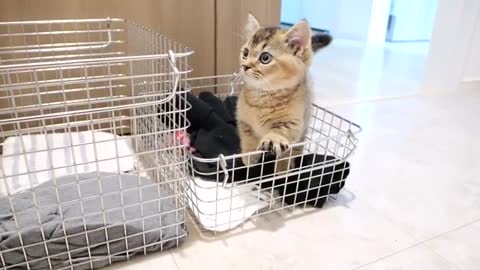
(0, 18, 192, 270)
(184, 75, 361, 233)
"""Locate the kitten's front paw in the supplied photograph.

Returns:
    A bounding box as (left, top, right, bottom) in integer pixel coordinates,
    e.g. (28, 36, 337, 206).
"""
(258, 133, 290, 157)
(241, 154, 260, 166)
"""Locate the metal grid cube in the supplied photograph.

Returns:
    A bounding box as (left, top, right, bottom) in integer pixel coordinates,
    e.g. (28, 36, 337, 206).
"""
(185, 75, 361, 233)
(0, 18, 192, 269)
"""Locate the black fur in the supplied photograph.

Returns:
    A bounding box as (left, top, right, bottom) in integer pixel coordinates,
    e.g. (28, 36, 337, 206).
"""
(311, 34, 332, 52)
(251, 27, 281, 46)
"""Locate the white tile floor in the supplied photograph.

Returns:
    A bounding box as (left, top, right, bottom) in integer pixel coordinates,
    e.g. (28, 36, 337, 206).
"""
(311, 39, 430, 105)
(108, 41, 480, 269)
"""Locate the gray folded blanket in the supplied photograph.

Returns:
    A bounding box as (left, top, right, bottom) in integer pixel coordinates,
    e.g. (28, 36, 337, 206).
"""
(0, 172, 187, 270)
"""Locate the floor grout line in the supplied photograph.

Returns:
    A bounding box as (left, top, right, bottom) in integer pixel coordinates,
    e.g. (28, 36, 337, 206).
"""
(351, 217, 480, 270)
(167, 250, 181, 270)
(421, 242, 463, 270)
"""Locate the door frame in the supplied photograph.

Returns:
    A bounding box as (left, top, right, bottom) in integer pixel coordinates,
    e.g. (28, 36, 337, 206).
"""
(422, 0, 480, 92)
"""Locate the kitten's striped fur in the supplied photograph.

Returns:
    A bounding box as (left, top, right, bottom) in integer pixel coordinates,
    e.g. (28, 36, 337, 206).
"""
(237, 14, 329, 172)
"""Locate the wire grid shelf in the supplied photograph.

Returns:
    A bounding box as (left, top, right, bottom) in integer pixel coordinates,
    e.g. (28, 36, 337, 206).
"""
(0, 18, 192, 270)
(185, 75, 361, 234)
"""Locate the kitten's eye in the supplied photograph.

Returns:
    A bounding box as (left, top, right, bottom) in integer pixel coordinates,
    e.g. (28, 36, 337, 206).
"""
(259, 52, 272, 64)
(242, 48, 249, 59)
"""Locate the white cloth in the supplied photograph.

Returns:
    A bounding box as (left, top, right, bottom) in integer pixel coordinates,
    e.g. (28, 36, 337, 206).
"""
(0, 131, 135, 196)
(188, 177, 270, 232)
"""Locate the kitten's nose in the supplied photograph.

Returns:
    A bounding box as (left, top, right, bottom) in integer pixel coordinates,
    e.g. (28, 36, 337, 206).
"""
(242, 64, 252, 71)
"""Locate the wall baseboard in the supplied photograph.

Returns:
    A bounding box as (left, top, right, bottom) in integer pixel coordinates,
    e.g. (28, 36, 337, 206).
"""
(460, 80, 480, 91)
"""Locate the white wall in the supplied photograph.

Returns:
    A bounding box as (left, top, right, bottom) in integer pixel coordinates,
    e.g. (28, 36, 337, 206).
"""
(301, 0, 340, 32)
(281, 0, 387, 42)
(387, 0, 437, 41)
(423, 0, 480, 92)
(280, 0, 303, 23)
(367, 0, 392, 45)
(463, 15, 480, 81)
(335, 0, 374, 41)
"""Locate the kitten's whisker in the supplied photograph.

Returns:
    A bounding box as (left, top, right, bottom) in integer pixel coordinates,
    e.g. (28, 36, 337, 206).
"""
(233, 32, 246, 40)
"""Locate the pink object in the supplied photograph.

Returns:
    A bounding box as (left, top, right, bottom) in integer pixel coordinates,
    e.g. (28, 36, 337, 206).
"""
(175, 131, 195, 153)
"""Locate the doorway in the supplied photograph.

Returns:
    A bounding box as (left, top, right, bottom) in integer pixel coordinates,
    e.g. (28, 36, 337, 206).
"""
(281, 0, 438, 105)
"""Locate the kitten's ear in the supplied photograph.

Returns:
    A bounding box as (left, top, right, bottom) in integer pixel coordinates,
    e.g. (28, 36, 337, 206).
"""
(286, 20, 312, 50)
(245, 13, 260, 37)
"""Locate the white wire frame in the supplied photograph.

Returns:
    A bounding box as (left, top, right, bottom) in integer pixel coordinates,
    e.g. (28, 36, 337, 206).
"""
(0, 18, 192, 270)
(184, 75, 362, 234)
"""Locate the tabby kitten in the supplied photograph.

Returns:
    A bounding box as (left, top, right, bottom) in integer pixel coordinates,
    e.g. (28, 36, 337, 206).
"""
(237, 14, 326, 172)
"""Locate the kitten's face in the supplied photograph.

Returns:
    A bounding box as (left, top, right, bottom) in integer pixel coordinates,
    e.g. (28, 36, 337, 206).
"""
(240, 15, 313, 91)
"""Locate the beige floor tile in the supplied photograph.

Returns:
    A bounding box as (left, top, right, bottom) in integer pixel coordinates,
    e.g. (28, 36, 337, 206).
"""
(329, 91, 480, 241)
(172, 194, 415, 270)
(104, 251, 178, 270)
(426, 220, 480, 270)
(357, 245, 457, 270)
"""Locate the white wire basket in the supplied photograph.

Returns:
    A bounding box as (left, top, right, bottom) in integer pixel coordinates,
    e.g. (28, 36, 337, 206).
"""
(0, 18, 192, 270)
(184, 75, 361, 233)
